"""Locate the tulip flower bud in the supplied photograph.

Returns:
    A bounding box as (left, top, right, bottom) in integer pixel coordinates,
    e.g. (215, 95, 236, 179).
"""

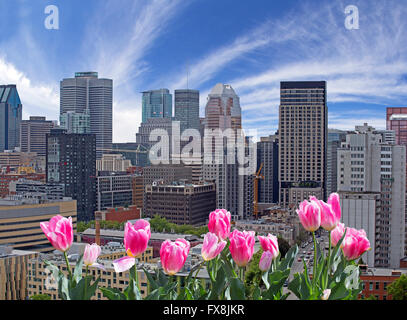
(113, 219, 151, 273)
(258, 234, 279, 260)
(342, 228, 371, 261)
(208, 209, 231, 240)
(259, 251, 273, 272)
(201, 232, 227, 261)
(296, 199, 321, 232)
(229, 230, 255, 267)
(160, 239, 190, 275)
(83, 243, 101, 266)
(331, 223, 346, 247)
(40, 215, 73, 252)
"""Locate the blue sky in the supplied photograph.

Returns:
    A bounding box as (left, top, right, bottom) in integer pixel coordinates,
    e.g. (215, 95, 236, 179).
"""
(1, 0, 407, 142)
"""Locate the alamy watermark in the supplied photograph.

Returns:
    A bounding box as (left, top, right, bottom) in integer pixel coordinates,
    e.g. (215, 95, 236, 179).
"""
(344, 5, 359, 30)
(148, 122, 257, 176)
(44, 5, 59, 30)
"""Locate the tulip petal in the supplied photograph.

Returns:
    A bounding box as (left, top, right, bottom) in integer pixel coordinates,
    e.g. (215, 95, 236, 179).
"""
(112, 256, 135, 273)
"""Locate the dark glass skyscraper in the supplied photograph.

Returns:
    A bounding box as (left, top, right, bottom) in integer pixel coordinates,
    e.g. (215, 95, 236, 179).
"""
(141, 89, 172, 123)
(0, 85, 22, 152)
(257, 135, 279, 204)
(46, 129, 96, 221)
(174, 89, 200, 132)
(60, 72, 112, 159)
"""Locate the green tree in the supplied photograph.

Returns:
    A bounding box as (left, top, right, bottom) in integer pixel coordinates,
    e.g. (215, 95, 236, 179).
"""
(388, 274, 407, 300)
(244, 249, 263, 298)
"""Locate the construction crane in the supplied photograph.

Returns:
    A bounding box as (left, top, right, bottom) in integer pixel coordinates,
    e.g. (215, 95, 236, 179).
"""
(253, 163, 264, 219)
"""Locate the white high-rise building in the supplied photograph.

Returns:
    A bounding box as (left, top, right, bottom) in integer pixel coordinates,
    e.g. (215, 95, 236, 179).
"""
(60, 72, 112, 159)
(338, 123, 406, 268)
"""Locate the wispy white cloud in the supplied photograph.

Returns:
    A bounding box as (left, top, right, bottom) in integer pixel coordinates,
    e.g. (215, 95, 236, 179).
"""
(0, 56, 59, 120)
(81, 0, 192, 142)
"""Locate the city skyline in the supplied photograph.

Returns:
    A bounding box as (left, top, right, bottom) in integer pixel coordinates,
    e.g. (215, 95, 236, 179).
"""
(1, 0, 407, 142)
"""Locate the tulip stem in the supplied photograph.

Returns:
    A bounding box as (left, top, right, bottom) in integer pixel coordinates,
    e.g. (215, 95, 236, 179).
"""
(324, 232, 332, 289)
(206, 261, 216, 283)
(312, 232, 317, 293)
(85, 265, 88, 300)
(63, 251, 72, 278)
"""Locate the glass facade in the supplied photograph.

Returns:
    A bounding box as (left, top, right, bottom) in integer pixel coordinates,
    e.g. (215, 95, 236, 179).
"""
(0, 85, 23, 152)
(141, 89, 172, 123)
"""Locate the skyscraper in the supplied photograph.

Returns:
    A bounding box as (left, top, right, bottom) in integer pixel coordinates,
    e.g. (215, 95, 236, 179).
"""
(327, 129, 347, 196)
(203, 84, 252, 221)
(60, 72, 112, 159)
(278, 81, 327, 207)
(0, 85, 23, 152)
(141, 89, 172, 123)
(387, 107, 407, 258)
(20, 117, 56, 156)
(257, 135, 279, 204)
(60, 111, 91, 134)
(46, 128, 96, 221)
(338, 123, 406, 268)
(204, 83, 241, 131)
(174, 89, 200, 133)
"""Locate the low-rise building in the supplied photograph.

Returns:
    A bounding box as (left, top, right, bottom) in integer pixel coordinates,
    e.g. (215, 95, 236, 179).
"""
(0, 197, 77, 252)
(144, 182, 216, 226)
(359, 266, 407, 300)
(27, 243, 153, 300)
(78, 228, 202, 258)
(0, 246, 38, 300)
(95, 206, 141, 224)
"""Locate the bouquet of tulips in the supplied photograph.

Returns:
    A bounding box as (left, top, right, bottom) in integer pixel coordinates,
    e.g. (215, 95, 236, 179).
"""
(39, 193, 371, 300)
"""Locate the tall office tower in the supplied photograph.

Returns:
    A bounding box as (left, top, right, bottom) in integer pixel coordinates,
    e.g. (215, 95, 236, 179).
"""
(257, 135, 279, 204)
(387, 107, 407, 258)
(20, 117, 56, 156)
(204, 83, 241, 130)
(141, 89, 172, 123)
(278, 81, 327, 207)
(338, 123, 406, 268)
(0, 85, 23, 152)
(46, 129, 96, 221)
(174, 89, 200, 133)
(203, 84, 252, 221)
(327, 129, 347, 196)
(60, 72, 112, 159)
(136, 118, 173, 163)
(60, 111, 91, 134)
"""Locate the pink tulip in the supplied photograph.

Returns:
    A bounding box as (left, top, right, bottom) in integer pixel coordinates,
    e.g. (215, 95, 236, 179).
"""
(201, 232, 227, 261)
(208, 209, 231, 240)
(331, 223, 346, 247)
(258, 234, 279, 260)
(229, 230, 255, 267)
(342, 228, 371, 261)
(311, 194, 341, 231)
(83, 243, 105, 270)
(259, 251, 273, 272)
(113, 219, 151, 273)
(160, 239, 190, 275)
(297, 199, 321, 232)
(40, 215, 73, 252)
